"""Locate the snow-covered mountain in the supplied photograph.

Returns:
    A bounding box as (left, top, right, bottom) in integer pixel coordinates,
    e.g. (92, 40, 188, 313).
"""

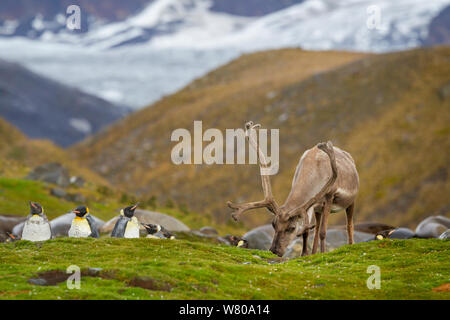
(0, 0, 449, 109)
(2, 0, 448, 51)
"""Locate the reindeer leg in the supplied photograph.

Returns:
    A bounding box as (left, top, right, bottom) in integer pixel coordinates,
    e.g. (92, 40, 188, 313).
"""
(300, 207, 316, 256)
(300, 209, 312, 256)
(312, 212, 321, 254)
(301, 231, 309, 256)
(346, 202, 355, 245)
(319, 195, 333, 253)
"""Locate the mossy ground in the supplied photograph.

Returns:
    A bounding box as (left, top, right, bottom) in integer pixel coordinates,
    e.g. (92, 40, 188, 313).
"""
(0, 238, 448, 300)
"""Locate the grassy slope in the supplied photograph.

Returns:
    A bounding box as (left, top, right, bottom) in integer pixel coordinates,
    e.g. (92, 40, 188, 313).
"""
(0, 238, 448, 300)
(71, 47, 450, 228)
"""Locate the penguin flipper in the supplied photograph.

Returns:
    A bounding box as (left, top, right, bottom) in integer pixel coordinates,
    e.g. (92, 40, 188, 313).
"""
(86, 214, 100, 238)
(111, 216, 129, 238)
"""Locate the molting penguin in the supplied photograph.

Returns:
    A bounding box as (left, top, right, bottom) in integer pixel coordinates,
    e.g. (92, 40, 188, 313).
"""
(111, 204, 140, 238)
(142, 223, 175, 239)
(68, 206, 99, 238)
(22, 202, 52, 242)
(224, 235, 249, 248)
(375, 227, 416, 240)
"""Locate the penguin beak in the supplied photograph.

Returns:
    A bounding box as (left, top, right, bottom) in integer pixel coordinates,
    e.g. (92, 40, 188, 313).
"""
(131, 204, 138, 210)
(72, 210, 80, 214)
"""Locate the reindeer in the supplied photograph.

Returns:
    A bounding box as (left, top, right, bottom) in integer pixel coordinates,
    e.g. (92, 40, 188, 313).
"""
(228, 122, 359, 256)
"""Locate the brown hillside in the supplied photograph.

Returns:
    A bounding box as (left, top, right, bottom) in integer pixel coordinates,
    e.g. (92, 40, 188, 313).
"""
(0, 117, 109, 186)
(72, 47, 450, 229)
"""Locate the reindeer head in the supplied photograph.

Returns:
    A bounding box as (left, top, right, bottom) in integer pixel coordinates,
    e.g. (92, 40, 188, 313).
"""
(269, 213, 299, 256)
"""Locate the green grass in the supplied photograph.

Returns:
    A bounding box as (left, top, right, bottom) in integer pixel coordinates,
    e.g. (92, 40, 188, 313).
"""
(0, 238, 448, 300)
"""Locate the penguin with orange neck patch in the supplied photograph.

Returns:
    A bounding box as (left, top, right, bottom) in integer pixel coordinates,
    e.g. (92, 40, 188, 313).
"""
(68, 206, 99, 238)
(111, 204, 140, 238)
(22, 201, 52, 241)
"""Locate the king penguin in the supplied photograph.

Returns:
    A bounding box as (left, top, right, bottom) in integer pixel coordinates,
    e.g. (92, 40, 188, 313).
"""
(142, 223, 175, 240)
(68, 206, 99, 238)
(22, 202, 52, 242)
(111, 204, 140, 238)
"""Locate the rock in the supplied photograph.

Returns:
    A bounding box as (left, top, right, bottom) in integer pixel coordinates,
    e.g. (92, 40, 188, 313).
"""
(439, 230, 450, 239)
(0, 214, 26, 241)
(50, 187, 86, 203)
(284, 237, 312, 258)
(284, 229, 373, 258)
(50, 187, 67, 198)
(415, 216, 450, 238)
(242, 224, 274, 250)
(13, 213, 105, 238)
(26, 163, 70, 187)
(100, 209, 190, 234)
(65, 193, 86, 203)
(199, 226, 218, 235)
(70, 176, 85, 187)
(28, 278, 47, 286)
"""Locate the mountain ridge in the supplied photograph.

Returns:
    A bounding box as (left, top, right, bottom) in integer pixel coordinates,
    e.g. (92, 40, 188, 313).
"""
(0, 58, 128, 147)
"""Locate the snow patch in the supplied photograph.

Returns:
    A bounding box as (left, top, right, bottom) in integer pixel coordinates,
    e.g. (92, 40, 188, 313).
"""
(69, 118, 92, 134)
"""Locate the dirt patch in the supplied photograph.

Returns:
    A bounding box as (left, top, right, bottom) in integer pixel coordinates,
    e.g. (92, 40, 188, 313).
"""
(29, 270, 68, 286)
(432, 283, 450, 292)
(28, 269, 174, 292)
(128, 277, 172, 292)
(28, 269, 119, 286)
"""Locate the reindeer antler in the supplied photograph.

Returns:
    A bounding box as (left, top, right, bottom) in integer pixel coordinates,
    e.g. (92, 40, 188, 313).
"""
(227, 121, 281, 221)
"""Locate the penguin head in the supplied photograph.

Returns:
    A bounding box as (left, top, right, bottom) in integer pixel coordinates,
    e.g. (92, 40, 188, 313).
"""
(122, 204, 138, 218)
(237, 239, 249, 248)
(142, 223, 161, 235)
(72, 206, 89, 218)
(375, 229, 395, 240)
(29, 201, 43, 216)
